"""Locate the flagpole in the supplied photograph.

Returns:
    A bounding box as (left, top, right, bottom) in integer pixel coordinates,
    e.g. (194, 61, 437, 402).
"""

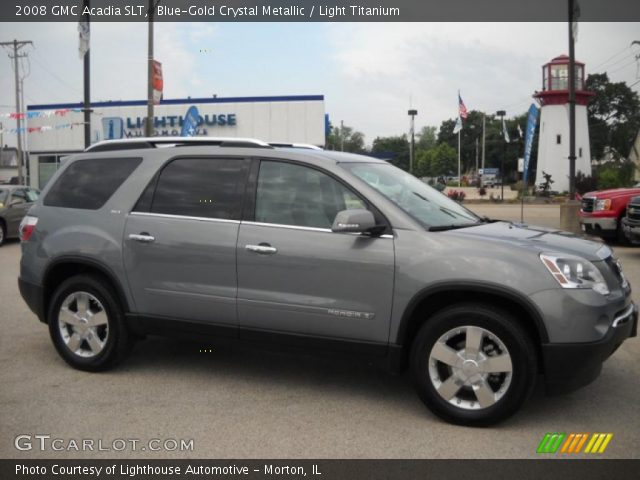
(457, 130, 461, 188)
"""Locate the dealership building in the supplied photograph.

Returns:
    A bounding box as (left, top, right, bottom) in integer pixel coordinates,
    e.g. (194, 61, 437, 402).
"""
(25, 94, 326, 188)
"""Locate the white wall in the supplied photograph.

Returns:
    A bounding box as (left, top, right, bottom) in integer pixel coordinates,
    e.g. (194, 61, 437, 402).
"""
(535, 103, 591, 193)
(26, 98, 325, 152)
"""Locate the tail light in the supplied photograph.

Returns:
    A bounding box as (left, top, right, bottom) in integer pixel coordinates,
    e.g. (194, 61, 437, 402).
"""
(19, 216, 38, 242)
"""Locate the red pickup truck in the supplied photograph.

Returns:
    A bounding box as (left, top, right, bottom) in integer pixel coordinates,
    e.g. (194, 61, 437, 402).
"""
(579, 183, 640, 242)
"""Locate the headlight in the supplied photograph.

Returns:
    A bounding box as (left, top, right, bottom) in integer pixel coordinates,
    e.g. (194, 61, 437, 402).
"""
(594, 198, 611, 211)
(540, 253, 610, 295)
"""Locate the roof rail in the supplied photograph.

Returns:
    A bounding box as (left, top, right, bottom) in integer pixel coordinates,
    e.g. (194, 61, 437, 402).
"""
(85, 136, 273, 152)
(268, 142, 324, 150)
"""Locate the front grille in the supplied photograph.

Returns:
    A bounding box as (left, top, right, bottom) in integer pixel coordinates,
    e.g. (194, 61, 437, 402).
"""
(581, 197, 595, 213)
(627, 203, 640, 221)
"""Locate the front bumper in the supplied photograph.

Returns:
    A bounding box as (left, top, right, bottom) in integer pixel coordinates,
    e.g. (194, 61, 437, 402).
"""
(579, 214, 618, 235)
(18, 277, 46, 323)
(622, 217, 640, 242)
(542, 302, 637, 394)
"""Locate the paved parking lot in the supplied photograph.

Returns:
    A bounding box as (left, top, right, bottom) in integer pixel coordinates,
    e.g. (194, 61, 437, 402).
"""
(1, 204, 638, 459)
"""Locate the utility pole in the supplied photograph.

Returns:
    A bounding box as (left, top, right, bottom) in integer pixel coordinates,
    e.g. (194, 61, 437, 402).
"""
(340, 120, 344, 151)
(481, 113, 486, 187)
(408, 109, 417, 174)
(82, 0, 91, 148)
(146, 0, 161, 137)
(475, 137, 479, 173)
(497, 110, 507, 200)
(0, 39, 33, 186)
(568, 0, 577, 200)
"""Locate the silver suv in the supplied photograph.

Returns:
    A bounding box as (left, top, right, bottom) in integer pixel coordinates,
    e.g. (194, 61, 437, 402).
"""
(18, 137, 637, 426)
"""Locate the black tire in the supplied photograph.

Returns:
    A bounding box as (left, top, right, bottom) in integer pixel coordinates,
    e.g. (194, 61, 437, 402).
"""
(616, 216, 629, 246)
(0, 220, 6, 246)
(47, 274, 132, 371)
(410, 303, 537, 427)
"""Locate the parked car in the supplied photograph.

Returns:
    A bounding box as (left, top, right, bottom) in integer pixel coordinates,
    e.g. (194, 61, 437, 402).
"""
(579, 183, 640, 242)
(0, 185, 39, 246)
(621, 195, 640, 244)
(18, 137, 637, 426)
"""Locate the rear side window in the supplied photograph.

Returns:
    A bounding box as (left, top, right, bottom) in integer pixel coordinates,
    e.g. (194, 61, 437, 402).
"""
(44, 157, 141, 209)
(147, 158, 248, 220)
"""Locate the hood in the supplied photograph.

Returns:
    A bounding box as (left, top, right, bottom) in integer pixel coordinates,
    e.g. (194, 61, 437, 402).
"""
(443, 221, 611, 262)
(584, 187, 640, 199)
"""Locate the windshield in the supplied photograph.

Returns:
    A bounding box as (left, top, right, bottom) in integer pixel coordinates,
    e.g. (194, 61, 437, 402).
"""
(340, 162, 480, 228)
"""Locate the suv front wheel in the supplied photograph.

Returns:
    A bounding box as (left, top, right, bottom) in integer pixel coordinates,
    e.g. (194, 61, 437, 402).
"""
(48, 274, 132, 371)
(410, 303, 537, 426)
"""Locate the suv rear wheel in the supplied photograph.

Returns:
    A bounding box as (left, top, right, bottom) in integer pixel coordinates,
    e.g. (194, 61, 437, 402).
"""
(47, 274, 132, 371)
(410, 303, 537, 426)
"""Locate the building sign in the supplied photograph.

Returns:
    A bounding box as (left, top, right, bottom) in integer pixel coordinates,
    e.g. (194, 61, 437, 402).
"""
(100, 105, 238, 139)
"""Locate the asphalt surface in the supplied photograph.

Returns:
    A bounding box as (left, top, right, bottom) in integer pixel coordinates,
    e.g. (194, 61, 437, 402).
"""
(1, 204, 638, 459)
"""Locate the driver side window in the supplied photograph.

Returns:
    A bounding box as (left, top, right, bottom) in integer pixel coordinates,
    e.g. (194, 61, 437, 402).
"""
(255, 161, 366, 229)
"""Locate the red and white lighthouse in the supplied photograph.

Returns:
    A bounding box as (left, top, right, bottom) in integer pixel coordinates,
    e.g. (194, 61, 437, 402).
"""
(534, 55, 594, 193)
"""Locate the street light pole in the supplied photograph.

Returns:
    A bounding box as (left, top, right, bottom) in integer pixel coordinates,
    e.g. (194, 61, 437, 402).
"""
(497, 110, 507, 200)
(408, 109, 417, 174)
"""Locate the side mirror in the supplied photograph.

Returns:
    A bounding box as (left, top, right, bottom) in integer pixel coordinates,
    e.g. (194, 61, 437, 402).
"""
(332, 209, 376, 234)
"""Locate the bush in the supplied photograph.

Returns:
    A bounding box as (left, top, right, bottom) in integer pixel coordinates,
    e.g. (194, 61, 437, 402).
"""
(597, 167, 621, 190)
(447, 189, 466, 202)
(575, 171, 598, 194)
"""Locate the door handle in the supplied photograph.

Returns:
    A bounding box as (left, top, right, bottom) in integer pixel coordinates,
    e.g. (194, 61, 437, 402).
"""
(245, 244, 277, 255)
(129, 233, 155, 243)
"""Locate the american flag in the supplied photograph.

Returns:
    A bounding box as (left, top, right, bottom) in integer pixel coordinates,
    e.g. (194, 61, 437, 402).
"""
(458, 92, 468, 119)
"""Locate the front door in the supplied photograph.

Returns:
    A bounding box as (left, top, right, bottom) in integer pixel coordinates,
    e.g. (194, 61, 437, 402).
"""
(236, 160, 395, 344)
(123, 157, 249, 330)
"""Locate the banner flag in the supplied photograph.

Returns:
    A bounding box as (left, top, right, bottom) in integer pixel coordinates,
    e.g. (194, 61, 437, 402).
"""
(522, 103, 540, 184)
(152, 60, 163, 105)
(78, 21, 90, 58)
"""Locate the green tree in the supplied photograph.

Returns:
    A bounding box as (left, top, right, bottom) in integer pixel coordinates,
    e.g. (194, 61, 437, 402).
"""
(371, 135, 410, 171)
(415, 143, 456, 178)
(430, 143, 457, 177)
(416, 126, 437, 151)
(326, 123, 366, 153)
(586, 73, 640, 161)
(585, 73, 640, 187)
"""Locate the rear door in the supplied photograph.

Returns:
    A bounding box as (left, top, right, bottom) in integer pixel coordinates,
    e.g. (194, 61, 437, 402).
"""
(123, 156, 249, 331)
(236, 159, 395, 344)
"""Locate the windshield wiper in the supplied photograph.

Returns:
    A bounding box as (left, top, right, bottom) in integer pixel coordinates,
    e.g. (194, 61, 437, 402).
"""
(428, 221, 485, 232)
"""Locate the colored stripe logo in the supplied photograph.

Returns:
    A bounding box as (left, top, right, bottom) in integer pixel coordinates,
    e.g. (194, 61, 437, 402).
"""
(537, 433, 613, 454)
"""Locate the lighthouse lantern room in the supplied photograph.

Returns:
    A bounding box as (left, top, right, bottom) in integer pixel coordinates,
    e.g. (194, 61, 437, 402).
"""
(534, 55, 594, 193)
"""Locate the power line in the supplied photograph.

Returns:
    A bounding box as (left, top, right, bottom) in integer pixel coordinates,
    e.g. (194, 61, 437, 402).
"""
(592, 52, 637, 73)
(591, 45, 632, 71)
(608, 58, 639, 75)
(31, 49, 82, 95)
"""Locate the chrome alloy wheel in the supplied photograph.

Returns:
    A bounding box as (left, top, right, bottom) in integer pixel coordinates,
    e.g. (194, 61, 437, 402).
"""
(57, 292, 109, 358)
(428, 326, 513, 410)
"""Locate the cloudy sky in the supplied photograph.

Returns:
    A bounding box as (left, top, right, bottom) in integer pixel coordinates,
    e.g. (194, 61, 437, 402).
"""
(1, 22, 639, 147)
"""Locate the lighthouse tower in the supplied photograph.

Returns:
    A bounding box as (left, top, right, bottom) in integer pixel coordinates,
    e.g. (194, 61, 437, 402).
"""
(534, 55, 594, 193)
